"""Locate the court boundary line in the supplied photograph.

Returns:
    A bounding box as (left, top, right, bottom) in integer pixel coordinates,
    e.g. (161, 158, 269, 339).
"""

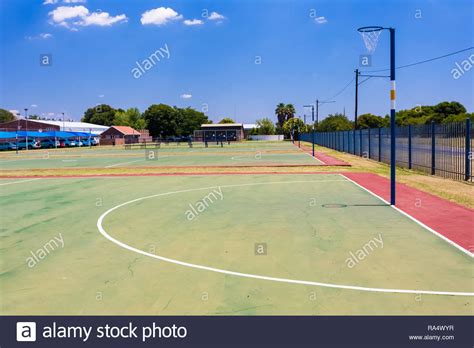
(339, 173, 473, 258)
(0, 178, 41, 186)
(97, 178, 474, 297)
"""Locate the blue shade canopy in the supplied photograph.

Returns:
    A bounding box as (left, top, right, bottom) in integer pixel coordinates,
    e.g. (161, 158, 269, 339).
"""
(0, 131, 97, 139)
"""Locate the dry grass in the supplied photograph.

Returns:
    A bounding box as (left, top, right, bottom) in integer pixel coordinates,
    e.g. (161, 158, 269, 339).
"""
(303, 143, 474, 209)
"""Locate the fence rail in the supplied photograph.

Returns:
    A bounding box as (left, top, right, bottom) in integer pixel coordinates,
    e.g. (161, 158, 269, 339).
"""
(301, 119, 473, 182)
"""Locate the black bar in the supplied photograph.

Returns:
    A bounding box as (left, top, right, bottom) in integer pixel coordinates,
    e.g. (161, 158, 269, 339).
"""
(465, 118, 471, 181)
(408, 125, 412, 169)
(431, 121, 436, 175)
(3, 316, 473, 348)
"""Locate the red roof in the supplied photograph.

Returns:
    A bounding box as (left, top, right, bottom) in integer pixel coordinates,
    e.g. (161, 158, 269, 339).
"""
(111, 126, 139, 135)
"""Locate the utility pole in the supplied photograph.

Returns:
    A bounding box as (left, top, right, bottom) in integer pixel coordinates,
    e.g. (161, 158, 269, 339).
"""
(24, 108, 28, 151)
(315, 99, 335, 126)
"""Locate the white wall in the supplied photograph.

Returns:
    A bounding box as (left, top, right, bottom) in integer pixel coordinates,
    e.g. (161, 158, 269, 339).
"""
(248, 135, 284, 141)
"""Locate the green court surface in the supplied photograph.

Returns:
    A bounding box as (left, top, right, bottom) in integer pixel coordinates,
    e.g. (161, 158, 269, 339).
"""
(0, 141, 322, 169)
(0, 174, 472, 315)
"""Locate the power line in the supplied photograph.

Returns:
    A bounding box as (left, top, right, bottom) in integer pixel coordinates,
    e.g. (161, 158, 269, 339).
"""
(366, 46, 473, 73)
(358, 76, 372, 86)
(322, 77, 355, 102)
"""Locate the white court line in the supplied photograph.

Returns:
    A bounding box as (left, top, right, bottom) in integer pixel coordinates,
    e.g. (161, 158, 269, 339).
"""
(339, 174, 474, 258)
(0, 178, 41, 186)
(105, 159, 145, 168)
(294, 144, 324, 164)
(97, 179, 474, 297)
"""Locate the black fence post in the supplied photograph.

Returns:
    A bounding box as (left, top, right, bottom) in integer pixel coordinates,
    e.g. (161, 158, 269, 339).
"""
(353, 130, 356, 154)
(466, 118, 471, 181)
(359, 130, 362, 157)
(342, 131, 345, 152)
(368, 128, 371, 159)
(431, 121, 436, 175)
(408, 125, 412, 169)
(378, 127, 382, 162)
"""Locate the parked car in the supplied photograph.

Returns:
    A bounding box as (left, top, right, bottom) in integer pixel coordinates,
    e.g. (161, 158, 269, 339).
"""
(17, 139, 41, 150)
(75, 140, 84, 147)
(81, 138, 91, 146)
(61, 139, 76, 147)
(91, 137, 99, 146)
(41, 138, 60, 148)
(0, 142, 17, 151)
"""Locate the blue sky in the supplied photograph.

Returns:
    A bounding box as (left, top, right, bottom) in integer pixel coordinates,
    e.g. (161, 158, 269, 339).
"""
(0, 0, 472, 124)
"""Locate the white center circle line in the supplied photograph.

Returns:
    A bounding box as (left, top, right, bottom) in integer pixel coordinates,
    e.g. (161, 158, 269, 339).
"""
(97, 179, 474, 297)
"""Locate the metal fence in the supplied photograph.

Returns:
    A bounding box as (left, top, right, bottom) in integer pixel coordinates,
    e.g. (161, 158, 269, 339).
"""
(301, 119, 473, 182)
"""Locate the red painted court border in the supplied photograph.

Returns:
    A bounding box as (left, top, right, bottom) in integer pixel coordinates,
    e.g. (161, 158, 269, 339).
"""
(343, 172, 473, 256)
(294, 142, 350, 166)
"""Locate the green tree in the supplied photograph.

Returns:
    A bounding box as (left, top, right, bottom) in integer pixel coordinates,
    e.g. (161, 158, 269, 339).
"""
(430, 101, 466, 123)
(285, 104, 296, 121)
(0, 108, 15, 123)
(275, 103, 287, 128)
(218, 117, 235, 124)
(143, 104, 179, 138)
(356, 113, 388, 129)
(275, 103, 296, 128)
(394, 102, 467, 126)
(113, 108, 146, 130)
(255, 117, 276, 135)
(283, 118, 307, 138)
(81, 104, 117, 126)
(441, 112, 474, 124)
(316, 113, 353, 132)
(176, 107, 210, 136)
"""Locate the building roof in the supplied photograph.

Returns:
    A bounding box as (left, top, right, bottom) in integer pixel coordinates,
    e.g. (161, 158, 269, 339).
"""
(243, 123, 258, 129)
(33, 120, 108, 135)
(38, 120, 108, 130)
(201, 123, 243, 128)
(109, 126, 140, 135)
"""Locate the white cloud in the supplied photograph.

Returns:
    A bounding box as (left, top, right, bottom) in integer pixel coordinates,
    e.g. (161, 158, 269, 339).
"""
(26, 33, 53, 40)
(43, 0, 86, 4)
(183, 19, 203, 26)
(208, 11, 225, 21)
(180, 94, 192, 99)
(31, 104, 38, 108)
(75, 11, 127, 26)
(98, 94, 105, 98)
(140, 7, 183, 26)
(49, 6, 127, 29)
(49, 5, 89, 24)
(315, 16, 327, 24)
